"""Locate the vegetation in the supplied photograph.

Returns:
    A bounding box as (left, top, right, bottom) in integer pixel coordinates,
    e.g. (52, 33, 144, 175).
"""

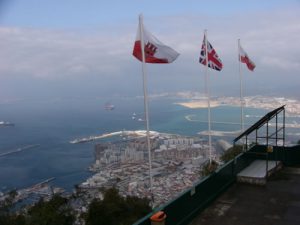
(1, 188, 151, 225)
(0, 190, 16, 213)
(84, 188, 151, 225)
(0, 214, 26, 225)
(0, 195, 74, 225)
(220, 145, 243, 163)
(26, 195, 75, 225)
(0, 189, 25, 225)
(201, 160, 219, 176)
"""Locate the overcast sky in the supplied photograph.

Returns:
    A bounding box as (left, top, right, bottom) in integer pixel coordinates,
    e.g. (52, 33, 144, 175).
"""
(0, 0, 300, 102)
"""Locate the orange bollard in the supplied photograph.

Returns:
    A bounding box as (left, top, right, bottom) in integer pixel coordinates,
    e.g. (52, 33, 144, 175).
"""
(150, 211, 166, 225)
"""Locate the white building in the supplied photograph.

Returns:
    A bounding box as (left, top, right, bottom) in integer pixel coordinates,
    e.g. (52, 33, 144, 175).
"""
(163, 138, 194, 147)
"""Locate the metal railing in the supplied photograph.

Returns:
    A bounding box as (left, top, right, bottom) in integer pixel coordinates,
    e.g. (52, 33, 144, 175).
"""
(133, 144, 300, 225)
(133, 151, 253, 225)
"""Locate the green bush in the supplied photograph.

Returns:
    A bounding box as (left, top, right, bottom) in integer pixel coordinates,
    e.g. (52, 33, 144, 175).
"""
(201, 160, 219, 177)
(26, 195, 75, 225)
(221, 145, 243, 163)
(0, 194, 74, 225)
(84, 188, 151, 225)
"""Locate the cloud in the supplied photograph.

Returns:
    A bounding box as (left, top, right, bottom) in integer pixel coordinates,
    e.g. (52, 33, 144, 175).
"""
(0, 26, 135, 78)
(139, 6, 300, 80)
(261, 57, 300, 71)
(0, 4, 299, 99)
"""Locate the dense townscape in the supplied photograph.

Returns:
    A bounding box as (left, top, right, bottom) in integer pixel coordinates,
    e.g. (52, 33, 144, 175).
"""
(83, 133, 215, 206)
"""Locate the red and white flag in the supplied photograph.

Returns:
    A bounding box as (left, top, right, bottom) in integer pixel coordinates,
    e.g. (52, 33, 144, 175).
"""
(132, 22, 179, 63)
(199, 34, 223, 71)
(239, 45, 255, 71)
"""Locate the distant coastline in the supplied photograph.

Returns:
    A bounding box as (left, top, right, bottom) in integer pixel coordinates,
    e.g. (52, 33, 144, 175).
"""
(174, 101, 220, 109)
(173, 95, 300, 116)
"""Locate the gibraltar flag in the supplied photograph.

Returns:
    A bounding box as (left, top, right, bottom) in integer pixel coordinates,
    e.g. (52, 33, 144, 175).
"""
(132, 22, 179, 63)
(239, 45, 256, 71)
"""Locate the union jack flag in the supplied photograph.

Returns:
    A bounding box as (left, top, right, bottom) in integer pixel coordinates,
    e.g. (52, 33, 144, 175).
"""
(199, 35, 223, 71)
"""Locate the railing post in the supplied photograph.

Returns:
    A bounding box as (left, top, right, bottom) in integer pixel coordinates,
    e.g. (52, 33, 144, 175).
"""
(266, 151, 269, 178)
(266, 121, 269, 146)
(283, 108, 285, 147)
(256, 129, 258, 145)
(276, 113, 278, 146)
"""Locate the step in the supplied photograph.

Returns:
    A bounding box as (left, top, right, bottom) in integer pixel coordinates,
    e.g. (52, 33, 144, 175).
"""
(237, 160, 282, 185)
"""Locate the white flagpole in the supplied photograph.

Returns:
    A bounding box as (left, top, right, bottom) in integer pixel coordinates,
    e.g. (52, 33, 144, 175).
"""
(139, 14, 154, 204)
(238, 39, 246, 151)
(238, 39, 244, 133)
(204, 30, 212, 164)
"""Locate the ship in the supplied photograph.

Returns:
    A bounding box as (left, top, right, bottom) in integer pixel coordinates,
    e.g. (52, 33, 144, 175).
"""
(132, 112, 136, 120)
(0, 121, 14, 127)
(104, 102, 115, 110)
(69, 137, 93, 144)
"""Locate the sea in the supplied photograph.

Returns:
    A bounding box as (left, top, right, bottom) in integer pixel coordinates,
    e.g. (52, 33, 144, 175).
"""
(0, 96, 299, 192)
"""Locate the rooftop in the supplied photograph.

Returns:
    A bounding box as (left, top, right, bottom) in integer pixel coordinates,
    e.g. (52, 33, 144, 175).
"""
(190, 167, 300, 225)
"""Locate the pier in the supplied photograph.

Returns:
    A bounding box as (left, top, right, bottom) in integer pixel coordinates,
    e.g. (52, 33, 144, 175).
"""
(0, 144, 40, 157)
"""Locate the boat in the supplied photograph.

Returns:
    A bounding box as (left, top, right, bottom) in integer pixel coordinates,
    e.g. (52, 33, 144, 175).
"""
(0, 121, 14, 127)
(69, 137, 93, 144)
(104, 102, 115, 110)
(132, 112, 136, 120)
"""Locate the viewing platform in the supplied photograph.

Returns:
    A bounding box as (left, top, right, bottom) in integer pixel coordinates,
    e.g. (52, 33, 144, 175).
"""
(133, 105, 300, 225)
(190, 166, 300, 225)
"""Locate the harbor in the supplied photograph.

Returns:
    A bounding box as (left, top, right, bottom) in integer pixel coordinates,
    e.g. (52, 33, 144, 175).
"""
(0, 177, 65, 207)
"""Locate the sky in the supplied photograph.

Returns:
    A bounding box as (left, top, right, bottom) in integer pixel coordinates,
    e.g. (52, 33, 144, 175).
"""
(0, 0, 300, 103)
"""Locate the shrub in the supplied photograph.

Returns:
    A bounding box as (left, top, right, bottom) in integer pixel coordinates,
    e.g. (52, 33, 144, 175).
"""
(221, 145, 243, 163)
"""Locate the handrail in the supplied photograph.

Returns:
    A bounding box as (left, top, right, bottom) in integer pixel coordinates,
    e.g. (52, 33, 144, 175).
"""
(233, 105, 285, 144)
